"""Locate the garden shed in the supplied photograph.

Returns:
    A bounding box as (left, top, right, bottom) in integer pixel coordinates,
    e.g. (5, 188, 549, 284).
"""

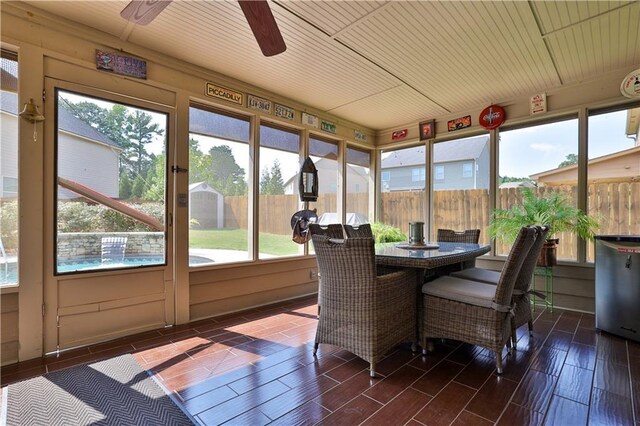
(188, 182, 224, 229)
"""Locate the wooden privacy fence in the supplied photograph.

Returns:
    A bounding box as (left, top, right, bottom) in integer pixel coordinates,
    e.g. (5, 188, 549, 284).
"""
(222, 182, 639, 259)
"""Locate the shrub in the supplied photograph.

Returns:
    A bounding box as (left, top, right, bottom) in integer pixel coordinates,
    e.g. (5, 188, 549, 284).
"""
(371, 222, 406, 243)
(57, 200, 164, 232)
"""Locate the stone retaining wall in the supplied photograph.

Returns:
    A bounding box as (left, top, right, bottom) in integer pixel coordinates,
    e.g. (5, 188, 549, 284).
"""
(57, 232, 164, 260)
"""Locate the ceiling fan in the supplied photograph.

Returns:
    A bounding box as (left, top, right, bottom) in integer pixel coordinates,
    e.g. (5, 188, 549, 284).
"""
(120, 0, 287, 57)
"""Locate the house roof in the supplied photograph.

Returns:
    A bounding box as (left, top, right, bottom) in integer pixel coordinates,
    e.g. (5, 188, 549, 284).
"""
(381, 135, 489, 169)
(1, 91, 121, 149)
(189, 181, 222, 194)
(530, 144, 640, 180)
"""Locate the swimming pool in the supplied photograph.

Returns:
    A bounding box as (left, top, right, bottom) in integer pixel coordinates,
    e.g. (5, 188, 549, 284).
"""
(0, 255, 213, 283)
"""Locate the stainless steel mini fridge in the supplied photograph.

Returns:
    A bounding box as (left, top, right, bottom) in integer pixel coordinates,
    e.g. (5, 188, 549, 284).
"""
(595, 235, 640, 342)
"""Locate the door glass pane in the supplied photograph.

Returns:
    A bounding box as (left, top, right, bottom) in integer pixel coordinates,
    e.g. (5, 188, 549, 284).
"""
(259, 123, 300, 259)
(498, 118, 579, 260)
(587, 106, 640, 261)
(380, 145, 425, 236)
(189, 106, 250, 266)
(346, 146, 370, 225)
(56, 91, 167, 274)
(432, 135, 490, 244)
(1, 52, 18, 285)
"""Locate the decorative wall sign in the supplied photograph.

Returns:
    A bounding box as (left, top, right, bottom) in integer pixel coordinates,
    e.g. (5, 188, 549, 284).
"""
(447, 116, 471, 131)
(205, 82, 244, 105)
(392, 129, 408, 140)
(354, 130, 367, 142)
(620, 68, 640, 98)
(302, 112, 319, 128)
(530, 93, 547, 115)
(419, 120, 435, 140)
(478, 105, 506, 130)
(248, 95, 272, 114)
(274, 103, 295, 120)
(321, 120, 337, 134)
(95, 50, 147, 79)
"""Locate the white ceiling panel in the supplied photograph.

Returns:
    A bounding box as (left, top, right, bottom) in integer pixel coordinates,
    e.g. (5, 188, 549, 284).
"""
(276, 0, 387, 36)
(125, 1, 401, 112)
(9, 1, 640, 131)
(328, 85, 447, 130)
(336, 1, 559, 112)
(543, 2, 640, 83)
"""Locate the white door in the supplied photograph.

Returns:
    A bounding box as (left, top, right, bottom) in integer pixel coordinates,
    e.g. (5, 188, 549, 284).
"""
(43, 69, 176, 353)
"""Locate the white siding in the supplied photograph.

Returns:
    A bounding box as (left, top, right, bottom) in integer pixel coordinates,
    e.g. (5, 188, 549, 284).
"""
(1, 112, 19, 180)
(57, 132, 120, 198)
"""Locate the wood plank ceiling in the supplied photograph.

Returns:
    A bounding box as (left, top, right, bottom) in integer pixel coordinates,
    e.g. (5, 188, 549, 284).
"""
(16, 0, 640, 131)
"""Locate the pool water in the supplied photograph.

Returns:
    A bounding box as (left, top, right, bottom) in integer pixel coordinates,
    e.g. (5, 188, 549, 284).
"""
(0, 255, 213, 283)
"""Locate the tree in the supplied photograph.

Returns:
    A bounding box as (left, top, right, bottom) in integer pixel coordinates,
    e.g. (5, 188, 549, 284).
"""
(61, 99, 164, 180)
(119, 172, 132, 199)
(558, 153, 578, 168)
(188, 139, 247, 196)
(131, 175, 146, 199)
(260, 160, 285, 195)
(144, 154, 166, 201)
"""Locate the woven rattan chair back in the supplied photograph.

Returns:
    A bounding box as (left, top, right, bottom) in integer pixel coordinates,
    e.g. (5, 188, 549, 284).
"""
(514, 225, 549, 293)
(308, 223, 344, 239)
(311, 234, 417, 378)
(436, 229, 481, 244)
(343, 223, 373, 238)
(493, 226, 538, 308)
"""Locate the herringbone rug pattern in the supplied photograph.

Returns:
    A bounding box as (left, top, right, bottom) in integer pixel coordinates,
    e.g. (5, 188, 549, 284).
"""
(1, 354, 194, 426)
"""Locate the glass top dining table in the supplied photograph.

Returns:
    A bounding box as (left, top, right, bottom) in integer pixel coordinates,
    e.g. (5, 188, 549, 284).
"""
(375, 241, 491, 270)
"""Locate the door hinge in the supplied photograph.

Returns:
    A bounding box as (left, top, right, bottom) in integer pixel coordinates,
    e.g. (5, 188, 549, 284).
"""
(171, 166, 188, 173)
(42, 89, 46, 102)
(42, 304, 46, 316)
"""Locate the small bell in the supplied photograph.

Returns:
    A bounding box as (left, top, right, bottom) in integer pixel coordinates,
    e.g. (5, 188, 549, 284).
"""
(19, 98, 45, 141)
(19, 98, 45, 122)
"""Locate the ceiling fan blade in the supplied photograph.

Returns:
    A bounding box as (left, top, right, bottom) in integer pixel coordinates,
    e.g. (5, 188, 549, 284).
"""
(120, 0, 172, 26)
(238, 0, 287, 57)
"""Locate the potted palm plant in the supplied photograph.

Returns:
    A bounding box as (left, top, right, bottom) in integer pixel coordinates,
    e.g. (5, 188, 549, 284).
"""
(488, 188, 600, 266)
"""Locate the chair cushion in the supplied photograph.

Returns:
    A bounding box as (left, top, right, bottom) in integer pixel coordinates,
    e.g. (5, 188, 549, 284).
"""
(422, 276, 497, 309)
(450, 267, 500, 285)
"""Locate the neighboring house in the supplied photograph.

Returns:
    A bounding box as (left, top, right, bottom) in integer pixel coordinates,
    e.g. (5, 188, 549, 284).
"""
(284, 157, 369, 195)
(530, 145, 640, 186)
(189, 181, 224, 229)
(499, 181, 536, 189)
(1, 90, 122, 199)
(381, 135, 490, 191)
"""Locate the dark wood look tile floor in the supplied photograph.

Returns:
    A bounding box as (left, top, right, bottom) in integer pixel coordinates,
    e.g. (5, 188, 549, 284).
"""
(2, 296, 639, 425)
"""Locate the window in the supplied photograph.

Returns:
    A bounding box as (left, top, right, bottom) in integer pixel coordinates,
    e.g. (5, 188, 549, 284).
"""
(55, 91, 167, 274)
(346, 146, 371, 224)
(432, 135, 490, 244)
(308, 136, 339, 253)
(259, 123, 301, 259)
(1, 50, 18, 285)
(381, 171, 390, 182)
(587, 105, 640, 261)
(188, 106, 251, 266)
(462, 162, 473, 178)
(380, 145, 425, 235)
(434, 166, 444, 180)
(498, 118, 579, 260)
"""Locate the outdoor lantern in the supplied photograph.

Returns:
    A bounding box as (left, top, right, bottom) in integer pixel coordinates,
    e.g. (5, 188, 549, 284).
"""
(298, 157, 318, 202)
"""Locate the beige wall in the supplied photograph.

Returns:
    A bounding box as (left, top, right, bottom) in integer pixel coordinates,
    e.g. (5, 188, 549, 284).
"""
(1, 293, 19, 365)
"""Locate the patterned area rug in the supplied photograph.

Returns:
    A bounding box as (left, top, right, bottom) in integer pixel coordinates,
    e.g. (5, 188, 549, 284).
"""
(0, 354, 194, 426)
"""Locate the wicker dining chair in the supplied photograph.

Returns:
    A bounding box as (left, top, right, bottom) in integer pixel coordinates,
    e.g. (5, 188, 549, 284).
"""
(450, 225, 550, 348)
(436, 228, 481, 244)
(308, 224, 344, 316)
(311, 235, 417, 378)
(343, 223, 373, 238)
(421, 226, 536, 374)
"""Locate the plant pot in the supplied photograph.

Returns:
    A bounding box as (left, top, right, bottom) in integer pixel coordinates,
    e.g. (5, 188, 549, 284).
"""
(537, 238, 559, 267)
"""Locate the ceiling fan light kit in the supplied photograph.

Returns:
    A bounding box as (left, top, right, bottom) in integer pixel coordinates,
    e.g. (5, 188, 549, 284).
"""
(121, 0, 286, 57)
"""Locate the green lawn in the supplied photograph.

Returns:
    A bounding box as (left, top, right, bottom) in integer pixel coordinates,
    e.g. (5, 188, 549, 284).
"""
(189, 229, 299, 256)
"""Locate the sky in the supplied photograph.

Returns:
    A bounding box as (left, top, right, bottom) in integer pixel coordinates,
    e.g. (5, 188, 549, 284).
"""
(499, 109, 635, 178)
